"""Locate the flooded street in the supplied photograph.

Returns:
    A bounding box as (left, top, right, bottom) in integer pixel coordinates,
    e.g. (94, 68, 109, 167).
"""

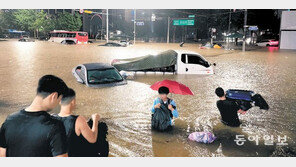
(0, 40, 295, 157)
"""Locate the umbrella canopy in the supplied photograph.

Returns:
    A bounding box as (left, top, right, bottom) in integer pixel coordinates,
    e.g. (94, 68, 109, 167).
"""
(150, 80, 194, 96)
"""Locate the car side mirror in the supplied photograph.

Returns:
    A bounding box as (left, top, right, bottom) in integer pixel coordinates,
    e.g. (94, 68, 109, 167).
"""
(120, 71, 134, 80)
(122, 75, 128, 80)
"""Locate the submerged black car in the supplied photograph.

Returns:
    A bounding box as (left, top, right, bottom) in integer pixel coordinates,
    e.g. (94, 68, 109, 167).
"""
(72, 63, 127, 88)
(98, 42, 126, 47)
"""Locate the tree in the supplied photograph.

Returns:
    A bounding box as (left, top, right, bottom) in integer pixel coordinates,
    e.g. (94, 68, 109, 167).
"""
(34, 10, 55, 37)
(14, 9, 38, 34)
(13, 9, 56, 38)
(54, 12, 82, 31)
(0, 9, 18, 35)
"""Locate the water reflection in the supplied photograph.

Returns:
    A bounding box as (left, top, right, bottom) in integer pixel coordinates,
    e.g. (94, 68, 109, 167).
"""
(0, 41, 295, 156)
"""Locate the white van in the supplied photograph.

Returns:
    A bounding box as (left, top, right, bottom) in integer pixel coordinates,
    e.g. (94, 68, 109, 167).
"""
(175, 50, 214, 74)
(112, 49, 215, 75)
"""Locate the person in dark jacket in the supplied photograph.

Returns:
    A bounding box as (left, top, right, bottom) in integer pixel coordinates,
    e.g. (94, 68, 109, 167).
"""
(215, 87, 246, 127)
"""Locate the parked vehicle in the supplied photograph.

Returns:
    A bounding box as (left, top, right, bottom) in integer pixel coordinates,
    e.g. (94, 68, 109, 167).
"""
(99, 42, 126, 47)
(49, 30, 88, 44)
(111, 50, 215, 75)
(119, 40, 130, 46)
(72, 63, 127, 88)
(18, 35, 35, 42)
(256, 39, 279, 47)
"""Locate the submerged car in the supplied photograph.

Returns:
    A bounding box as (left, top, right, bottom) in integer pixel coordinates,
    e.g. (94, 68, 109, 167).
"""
(99, 42, 126, 47)
(119, 40, 131, 46)
(18, 35, 35, 42)
(61, 40, 76, 45)
(72, 63, 127, 87)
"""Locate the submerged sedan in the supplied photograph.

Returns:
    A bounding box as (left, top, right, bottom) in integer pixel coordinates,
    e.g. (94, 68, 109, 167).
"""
(72, 63, 127, 87)
(99, 42, 126, 47)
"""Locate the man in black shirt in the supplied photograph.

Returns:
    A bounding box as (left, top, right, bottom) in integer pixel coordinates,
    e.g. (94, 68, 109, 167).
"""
(0, 75, 69, 157)
(54, 88, 104, 157)
(215, 87, 246, 127)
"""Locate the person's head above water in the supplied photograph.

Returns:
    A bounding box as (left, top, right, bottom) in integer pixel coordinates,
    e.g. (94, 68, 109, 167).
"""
(35, 75, 68, 111)
(215, 87, 225, 98)
(60, 88, 76, 111)
(158, 86, 170, 100)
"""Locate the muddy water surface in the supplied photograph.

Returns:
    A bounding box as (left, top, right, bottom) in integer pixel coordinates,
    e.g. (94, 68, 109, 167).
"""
(0, 40, 295, 157)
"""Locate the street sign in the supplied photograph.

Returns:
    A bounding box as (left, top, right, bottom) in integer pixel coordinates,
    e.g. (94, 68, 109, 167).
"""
(173, 19, 195, 26)
(79, 9, 84, 14)
(188, 15, 195, 18)
(136, 21, 145, 26)
(84, 10, 92, 14)
(248, 26, 258, 31)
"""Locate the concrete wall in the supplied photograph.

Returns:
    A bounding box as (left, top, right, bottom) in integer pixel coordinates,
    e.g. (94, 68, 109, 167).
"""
(280, 11, 296, 50)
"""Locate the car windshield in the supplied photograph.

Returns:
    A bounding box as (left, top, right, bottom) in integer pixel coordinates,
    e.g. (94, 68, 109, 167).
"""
(87, 68, 123, 84)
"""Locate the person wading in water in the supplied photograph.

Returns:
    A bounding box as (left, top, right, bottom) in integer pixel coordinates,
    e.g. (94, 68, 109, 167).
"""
(54, 88, 108, 157)
(0, 75, 69, 157)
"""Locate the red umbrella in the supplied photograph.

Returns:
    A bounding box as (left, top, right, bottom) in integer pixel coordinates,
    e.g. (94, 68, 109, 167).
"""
(150, 80, 194, 96)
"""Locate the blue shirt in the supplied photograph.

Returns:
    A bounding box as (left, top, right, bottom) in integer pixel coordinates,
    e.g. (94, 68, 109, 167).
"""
(151, 98, 178, 125)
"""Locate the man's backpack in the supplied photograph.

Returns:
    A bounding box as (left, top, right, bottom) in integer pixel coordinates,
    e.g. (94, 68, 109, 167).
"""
(151, 98, 173, 131)
(85, 120, 109, 157)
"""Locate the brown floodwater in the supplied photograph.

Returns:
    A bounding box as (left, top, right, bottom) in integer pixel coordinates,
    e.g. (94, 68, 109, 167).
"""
(0, 40, 295, 157)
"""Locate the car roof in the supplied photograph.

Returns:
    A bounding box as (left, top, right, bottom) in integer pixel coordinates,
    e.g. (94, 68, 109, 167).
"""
(82, 63, 114, 70)
(107, 42, 120, 44)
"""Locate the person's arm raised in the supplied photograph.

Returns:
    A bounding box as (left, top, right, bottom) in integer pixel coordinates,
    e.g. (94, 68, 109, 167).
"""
(76, 114, 100, 143)
(55, 153, 68, 157)
(0, 147, 6, 157)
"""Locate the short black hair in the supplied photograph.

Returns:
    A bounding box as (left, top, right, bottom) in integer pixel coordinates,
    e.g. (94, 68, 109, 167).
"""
(215, 87, 225, 97)
(37, 75, 68, 98)
(158, 86, 170, 95)
(61, 88, 76, 105)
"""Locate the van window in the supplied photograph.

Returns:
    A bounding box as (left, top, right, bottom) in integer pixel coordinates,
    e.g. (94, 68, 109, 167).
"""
(67, 33, 76, 38)
(78, 33, 87, 36)
(58, 33, 67, 37)
(187, 54, 210, 67)
(181, 54, 186, 63)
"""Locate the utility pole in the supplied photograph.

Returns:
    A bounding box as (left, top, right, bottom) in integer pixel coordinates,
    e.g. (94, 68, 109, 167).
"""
(167, 16, 170, 43)
(227, 9, 231, 50)
(133, 9, 136, 45)
(106, 9, 109, 43)
(242, 9, 248, 52)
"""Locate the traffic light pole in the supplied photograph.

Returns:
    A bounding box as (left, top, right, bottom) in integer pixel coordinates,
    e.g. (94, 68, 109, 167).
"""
(133, 9, 136, 45)
(167, 16, 170, 43)
(227, 10, 231, 50)
(106, 9, 109, 43)
(242, 9, 248, 52)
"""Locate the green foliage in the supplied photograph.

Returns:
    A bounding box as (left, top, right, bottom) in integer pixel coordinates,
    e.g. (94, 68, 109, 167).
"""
(0, 9, 82, 37)
(34, 10, 55, 35)
(0, 10, 18, 34)
(14, 9, 38, 32)
(54, 12, 82, 31)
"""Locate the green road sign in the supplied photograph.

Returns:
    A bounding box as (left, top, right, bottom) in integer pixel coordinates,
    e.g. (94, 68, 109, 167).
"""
(188, 15, 195, 18)
(173, 19, 195, 26)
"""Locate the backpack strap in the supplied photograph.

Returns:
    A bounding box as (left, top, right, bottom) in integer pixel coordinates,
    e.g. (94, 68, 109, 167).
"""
(168, 98, 176, 110)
